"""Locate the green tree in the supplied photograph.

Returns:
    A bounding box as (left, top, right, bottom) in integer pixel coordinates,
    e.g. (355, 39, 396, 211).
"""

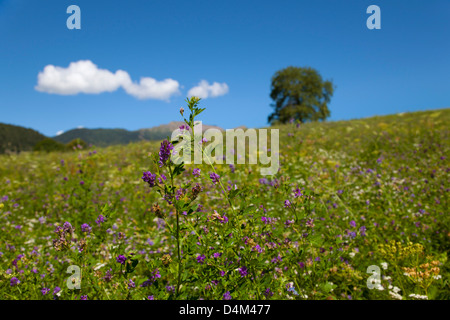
(66, 138, 88, 150)
(33, 138, 67, 153)
(268, 66, 334, 124)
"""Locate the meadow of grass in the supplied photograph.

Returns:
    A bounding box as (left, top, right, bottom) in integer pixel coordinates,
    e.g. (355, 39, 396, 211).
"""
(0, 103, 448, 300)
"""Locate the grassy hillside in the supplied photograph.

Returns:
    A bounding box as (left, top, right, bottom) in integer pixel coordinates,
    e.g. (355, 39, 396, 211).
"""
(0, 107, 448, 300)
(53, 128, 140, 147)
(0, 123, 46, 153)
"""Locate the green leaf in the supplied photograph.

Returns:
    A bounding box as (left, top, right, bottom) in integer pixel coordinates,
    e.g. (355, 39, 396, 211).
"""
(126, 258, 139, 274)
(173, 163, 185, 176)
(309, 234, 323, 247)
(228, 188, 241, 199)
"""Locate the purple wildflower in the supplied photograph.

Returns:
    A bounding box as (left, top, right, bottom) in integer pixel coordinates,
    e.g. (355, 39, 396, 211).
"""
(179, 124, 190, 131)
(158, 174, 167, 184)
(306, 218, 315, 228)
(264, 288, 274, 298)
(10, 277, 20, 286)
(142, 171, 157, 187)
(284, 200, 291, 208)
(63, 221, 74, 233)
(238, 266, 248, 277)
(81, 223, 91, 234)
(95, 214, 105, 225)
(163, 193, 173, 205)
(41, 287, 50, 295)
(223, 291, 232, 300)
(140, 269, 161, 287)
(360, 226, 366, 236)
(175, 188, 186, 201)
(193, 168, 201, 177)
(158, 140, 174, 167)
(116, 255, 127, 265)
(196, 254, 206, 264)
(209, 172, 220, 184)
(220, 214, 229, 224)
(103, 269, 113, 282)
(294, 188, 302, 198)
(166, 285, 175, 293)
(253, 244, 264, 253)
(285, 219, 294, 227)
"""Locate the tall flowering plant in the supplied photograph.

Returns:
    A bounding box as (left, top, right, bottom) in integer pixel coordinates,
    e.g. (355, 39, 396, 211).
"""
(141, 97, 233, 298)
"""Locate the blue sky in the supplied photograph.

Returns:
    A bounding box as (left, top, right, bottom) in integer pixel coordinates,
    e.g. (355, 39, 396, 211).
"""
(0, 0, 449, 137)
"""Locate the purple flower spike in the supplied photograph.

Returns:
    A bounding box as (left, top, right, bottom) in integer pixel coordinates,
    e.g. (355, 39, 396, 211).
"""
(10, 277, 20, 286)
(116, 254, 127, 265)
(209, 172, 220, 184)
(238, 266, 248, 277)
(223, 291, 232, 300)
(142, 171, 157, 187)
(158, 140, 174, 167)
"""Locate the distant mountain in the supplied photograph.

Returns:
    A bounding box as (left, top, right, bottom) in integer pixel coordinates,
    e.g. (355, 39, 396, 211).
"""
(53, 121, 225, 147)
(0, 121, 235, 153)
(0, 123, 46, 153)
(137, 121, 223, 140)
(53, 128, 140, 147)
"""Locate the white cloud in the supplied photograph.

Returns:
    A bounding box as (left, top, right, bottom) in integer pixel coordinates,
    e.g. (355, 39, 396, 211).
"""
(35, 60, 180, 101)
(56, 130, 64, 136)
(187, 80, 229, 99)
(123, 77, 180, 100)
(35, 60, 127, 95)
(77, 125, 84, 129)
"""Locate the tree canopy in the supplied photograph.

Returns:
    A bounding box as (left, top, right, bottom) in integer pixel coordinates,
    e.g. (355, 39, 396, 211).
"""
(33, 138, 67, 153)
(268, 66, 334, 124)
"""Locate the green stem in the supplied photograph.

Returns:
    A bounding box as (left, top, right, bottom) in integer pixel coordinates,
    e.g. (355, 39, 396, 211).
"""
(168, 162, 182, 299)
(175, 208, 182, 298)
(199, 144, 237, 216)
